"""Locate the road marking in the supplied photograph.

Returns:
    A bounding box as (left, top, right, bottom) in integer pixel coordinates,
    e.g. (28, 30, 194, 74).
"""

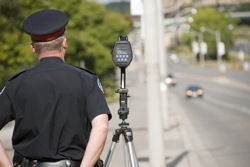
(205, 95, 250, 115)
(175, 72, 250, 91)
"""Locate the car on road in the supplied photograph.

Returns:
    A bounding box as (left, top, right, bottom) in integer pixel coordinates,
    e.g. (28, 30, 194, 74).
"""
(185, 85, 204, 98)
(165, 74, 177, 86)
(170, 53, 179, 64)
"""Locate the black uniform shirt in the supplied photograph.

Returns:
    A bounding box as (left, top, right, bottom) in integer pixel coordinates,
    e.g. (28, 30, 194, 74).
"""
(0, 57, 112, 161)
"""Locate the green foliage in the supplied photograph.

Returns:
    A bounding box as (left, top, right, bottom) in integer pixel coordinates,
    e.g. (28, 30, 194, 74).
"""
(0, 0, 132, 94)
(105, 2, 130, 15)
(0, 0, 35, 88)
(183, 7, 239, 60)
(233, 3, 250, 11)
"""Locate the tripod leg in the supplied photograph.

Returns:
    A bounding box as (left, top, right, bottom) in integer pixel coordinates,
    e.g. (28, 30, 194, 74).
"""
(125, 141, 139, 167)
(123, 138, 130, 167)
(104, 129, 122, 167)
(104, 141, 117, 167)
(123, 129, 139, 167)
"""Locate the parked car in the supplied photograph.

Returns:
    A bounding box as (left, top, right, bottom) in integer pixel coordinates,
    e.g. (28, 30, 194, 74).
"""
(165, 74, 177, 86)
(185, 85, 204, 98)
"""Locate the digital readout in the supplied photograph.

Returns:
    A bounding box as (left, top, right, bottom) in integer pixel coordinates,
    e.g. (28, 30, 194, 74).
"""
(116, 49, 128, 54)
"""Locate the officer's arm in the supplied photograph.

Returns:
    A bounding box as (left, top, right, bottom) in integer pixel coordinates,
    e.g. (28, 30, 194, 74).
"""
(0, 141, 12, 167)
(0, 85, 13, 167)
(80, 114, 109, 167)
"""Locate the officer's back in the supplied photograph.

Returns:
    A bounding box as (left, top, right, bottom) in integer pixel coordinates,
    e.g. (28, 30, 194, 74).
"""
(0, 9, 111, 167)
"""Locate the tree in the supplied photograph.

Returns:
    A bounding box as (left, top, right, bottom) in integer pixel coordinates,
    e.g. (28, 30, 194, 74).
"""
(0, 0, 132, 95)
(182, 7, 239, 60)
(0, 0, 35, 89)
(105, 1, 130, 15)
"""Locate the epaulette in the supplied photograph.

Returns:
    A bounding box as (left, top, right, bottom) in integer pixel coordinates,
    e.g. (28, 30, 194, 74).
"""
(75, 66, 96, 75)
(8, 70, 28, 81)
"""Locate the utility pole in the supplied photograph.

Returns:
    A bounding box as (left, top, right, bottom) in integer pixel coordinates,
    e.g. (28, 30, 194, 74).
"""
(143, 0, 165, 166)
(216, 31, 222, 64)
(200, 27, 224, 75)
(198, 32, 205, 66)
(156, 0, 169, 129)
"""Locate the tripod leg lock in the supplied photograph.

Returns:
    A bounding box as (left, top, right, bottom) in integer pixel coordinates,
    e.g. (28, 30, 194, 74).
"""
(112, 129, 122, 142)
(112, 128, 134, 143)
(124, 128, 133, 142)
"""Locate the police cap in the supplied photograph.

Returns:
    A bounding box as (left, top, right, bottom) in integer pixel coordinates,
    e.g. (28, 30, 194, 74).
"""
(22, 9, 69, 42)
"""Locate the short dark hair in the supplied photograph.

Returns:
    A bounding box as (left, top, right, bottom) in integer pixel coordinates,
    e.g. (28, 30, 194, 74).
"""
(32, 36, 65, 55)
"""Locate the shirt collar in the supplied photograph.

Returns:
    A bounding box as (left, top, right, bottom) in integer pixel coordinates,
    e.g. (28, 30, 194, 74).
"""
(39, 57, 64, 64)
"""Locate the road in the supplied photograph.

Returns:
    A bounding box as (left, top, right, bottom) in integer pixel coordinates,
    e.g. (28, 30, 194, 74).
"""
(168, 58, 250, 167)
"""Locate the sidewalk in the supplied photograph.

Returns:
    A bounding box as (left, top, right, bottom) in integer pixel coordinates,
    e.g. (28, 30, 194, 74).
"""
(100, 68, 207, 167)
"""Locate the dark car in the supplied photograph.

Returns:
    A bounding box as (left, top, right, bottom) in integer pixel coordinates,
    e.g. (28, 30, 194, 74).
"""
(165, 74, 177, 86)
(185, 85, 204, 98)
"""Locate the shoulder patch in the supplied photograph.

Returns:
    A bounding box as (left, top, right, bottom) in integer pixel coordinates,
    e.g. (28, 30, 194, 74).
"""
(0, 86, 6, 95)
(8, 70, 28, 81)
(97, 78, 104, 93)
(75, 66, 96, 75)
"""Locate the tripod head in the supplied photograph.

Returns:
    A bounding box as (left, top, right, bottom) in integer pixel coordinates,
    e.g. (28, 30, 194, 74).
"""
(111, 35, 133, 121)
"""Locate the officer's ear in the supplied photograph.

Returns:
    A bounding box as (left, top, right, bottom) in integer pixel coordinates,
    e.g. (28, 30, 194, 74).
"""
(30, 44, 36, 54)
(62, 38, 68, 49)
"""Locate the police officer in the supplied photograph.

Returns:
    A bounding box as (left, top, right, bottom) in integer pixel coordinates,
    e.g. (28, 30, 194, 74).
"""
(0, 9, 112, 167)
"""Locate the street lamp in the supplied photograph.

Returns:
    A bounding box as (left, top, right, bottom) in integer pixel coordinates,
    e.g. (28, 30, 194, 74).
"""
(200, 27, 221, 63)
(200, 27, 225, 75)
(175, 7, 197, 18)
(189, 29, 200, 64)
(174, 7, 197, 44)
(198, 31, 207, 67)
(184, 27, 206, 65)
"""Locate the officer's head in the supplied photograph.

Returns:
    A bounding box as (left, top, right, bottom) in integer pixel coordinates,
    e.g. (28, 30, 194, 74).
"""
(22, 9, 69, 55)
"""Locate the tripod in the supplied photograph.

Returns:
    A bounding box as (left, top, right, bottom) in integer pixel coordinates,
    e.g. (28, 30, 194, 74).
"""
(104, 68, 139, 167)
